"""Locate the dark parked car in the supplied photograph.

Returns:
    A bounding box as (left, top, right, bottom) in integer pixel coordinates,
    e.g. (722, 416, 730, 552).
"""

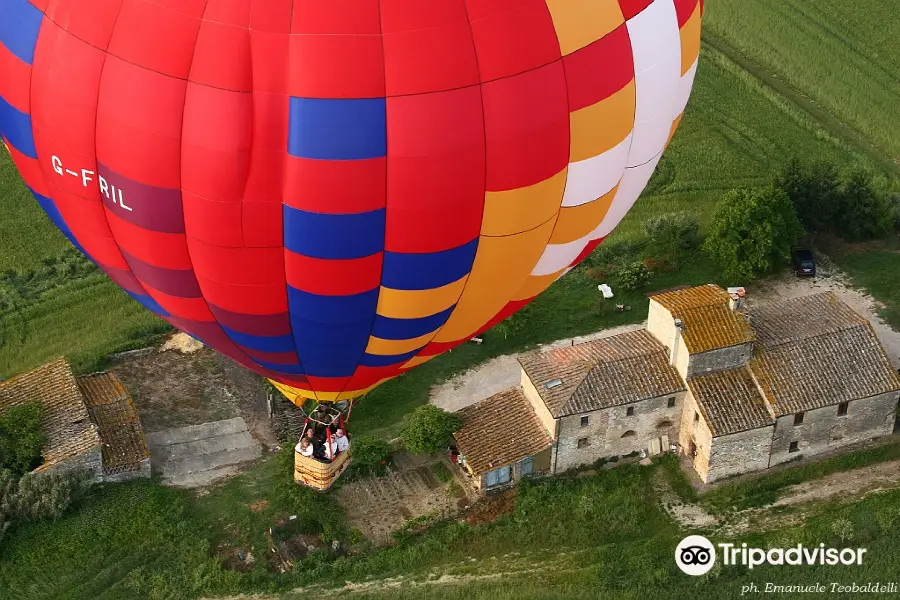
(793, 249, 816, 277)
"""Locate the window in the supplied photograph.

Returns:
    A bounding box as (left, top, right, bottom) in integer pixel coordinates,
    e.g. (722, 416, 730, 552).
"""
(577, 437, 590, 449)
(789, 441, 799, 453)
(694, 411, 700, 422)
(793, 412, 804, 426)
(621, 430, 636, 438)
(667, 397, 676, 408)
(485, 465, 512, 488)
(838, 402, 849, 417)
(626, 406, 635, 417)
(580, 415, 590, 427)
(657, 420, 674, 430)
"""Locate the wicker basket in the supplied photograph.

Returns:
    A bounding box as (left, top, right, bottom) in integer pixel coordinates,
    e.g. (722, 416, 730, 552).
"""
(294, 449, 351, 490)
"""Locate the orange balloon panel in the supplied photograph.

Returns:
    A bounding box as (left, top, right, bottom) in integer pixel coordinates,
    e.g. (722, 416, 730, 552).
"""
(0, 0, 703, 401)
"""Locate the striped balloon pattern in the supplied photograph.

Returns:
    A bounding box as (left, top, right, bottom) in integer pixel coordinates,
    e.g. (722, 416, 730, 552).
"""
(0, 0, 703, 401)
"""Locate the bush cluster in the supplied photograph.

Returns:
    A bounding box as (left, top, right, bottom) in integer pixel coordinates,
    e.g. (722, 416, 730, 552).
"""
(0, 469, 90, 544)
(0, 401, 45, 475)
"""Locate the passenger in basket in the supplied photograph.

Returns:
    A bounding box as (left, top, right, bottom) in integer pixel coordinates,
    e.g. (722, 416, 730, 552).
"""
(333, 428, 350, 454)
(296, 437, 314, 457)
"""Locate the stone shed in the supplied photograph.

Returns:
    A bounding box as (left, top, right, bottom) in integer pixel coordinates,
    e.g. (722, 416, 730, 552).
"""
(454, 387, 552, 492)
(0, 358, 151, 482)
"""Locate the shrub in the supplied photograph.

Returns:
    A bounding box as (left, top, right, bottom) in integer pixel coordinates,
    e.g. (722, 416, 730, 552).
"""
(10, 469, 91, 522)
(0, 401, 46, 475)
(703, 186, 803, 283)
(0, 468, 90, 544)
(348, 435, 391, 476)
(615, 261, 652, 292)
(399, 405, 462, 456)
(642, 211, 701, 262)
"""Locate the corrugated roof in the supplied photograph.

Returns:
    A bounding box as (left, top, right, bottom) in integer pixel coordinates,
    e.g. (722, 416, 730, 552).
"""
(77, 372, 150, 474)
(649, 284, 755, 352)
(0, 358, 101, 470)
(688, 367, 774, 436)
(748, 293, 900, 416)
(518, 329, 686, 417)
(453, 387, 552, 476)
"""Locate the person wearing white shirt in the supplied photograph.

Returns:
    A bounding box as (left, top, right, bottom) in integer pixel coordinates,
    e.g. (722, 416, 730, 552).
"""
(333, 428, 350, 454)
(296, 437, 314, 457)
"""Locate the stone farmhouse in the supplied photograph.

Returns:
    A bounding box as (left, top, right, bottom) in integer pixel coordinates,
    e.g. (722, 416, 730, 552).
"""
(0, 357, 151, 483)
(453, 285, 900, 491)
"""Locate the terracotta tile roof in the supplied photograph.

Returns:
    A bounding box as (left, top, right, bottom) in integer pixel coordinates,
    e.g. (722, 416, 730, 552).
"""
(748, 292, 868, 346)
(0, 358, 101, 470)
(748, 293, 900, 416)
(453, 387, 552, 476)
(77, 372, 150, 474)
(518, 329, 686, 417)
(649, 284, 755, 352)
(688, 367, 774, 436)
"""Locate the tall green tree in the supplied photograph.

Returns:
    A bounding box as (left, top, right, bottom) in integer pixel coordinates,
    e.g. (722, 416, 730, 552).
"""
(399, 405, 461, 456)
(836, 168, 894, 241)
(703, 187, 803, 283)
(775, 158, 841, 233)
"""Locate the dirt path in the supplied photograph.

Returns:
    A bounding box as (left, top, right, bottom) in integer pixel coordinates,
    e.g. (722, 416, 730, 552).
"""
(747, 257, 900, 367)
(430, 323, 645, 413)
(772, 459, 900, 508)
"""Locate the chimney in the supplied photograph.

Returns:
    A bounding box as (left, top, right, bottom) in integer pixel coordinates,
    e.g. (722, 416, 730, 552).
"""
(727, 287, 746, 311)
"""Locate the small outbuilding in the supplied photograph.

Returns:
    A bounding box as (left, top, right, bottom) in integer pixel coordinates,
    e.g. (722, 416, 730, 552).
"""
(454, 387, 552, 491)
(0, 358, 150, 482)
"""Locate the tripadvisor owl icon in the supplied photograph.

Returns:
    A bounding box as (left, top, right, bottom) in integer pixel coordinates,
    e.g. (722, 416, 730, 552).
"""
(676, 535, 716, 576)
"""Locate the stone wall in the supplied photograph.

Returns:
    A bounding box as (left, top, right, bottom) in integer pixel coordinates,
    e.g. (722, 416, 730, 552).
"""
(686, 343, 753, 377)
(102, 457, 152, 484)
(770, 392, 898, 466)
(554, 392, 685, 473)
(520, 369, 557, 437)
(678, 389, 713, 480)
(40, 446, 104, 483)
(647, 300, 676, 354)
(705, 426, 773, 483)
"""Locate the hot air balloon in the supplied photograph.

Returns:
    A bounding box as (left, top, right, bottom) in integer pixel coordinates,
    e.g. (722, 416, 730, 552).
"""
(1, 0, 702, 488)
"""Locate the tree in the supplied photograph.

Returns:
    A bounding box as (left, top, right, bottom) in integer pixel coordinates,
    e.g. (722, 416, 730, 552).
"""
(775, 158, 841, 233)
(703, 187, 803, 283)
(642, 211, 701, 264)
(835, 169, 894, 241)
(0, 402, 46, 475)
(399, 405, 461, 456)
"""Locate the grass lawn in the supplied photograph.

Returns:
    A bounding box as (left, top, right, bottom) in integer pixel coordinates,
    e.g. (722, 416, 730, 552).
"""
(703, 0, 900, 162)
(3, 448, 900, 600)
(822, 238, 900, 331)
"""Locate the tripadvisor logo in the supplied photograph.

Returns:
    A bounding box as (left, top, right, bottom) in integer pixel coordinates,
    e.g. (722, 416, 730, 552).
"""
(675, 535, 868, 576)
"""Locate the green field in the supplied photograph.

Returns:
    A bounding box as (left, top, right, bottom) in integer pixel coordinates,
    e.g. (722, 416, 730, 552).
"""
(703, 0, 900, 162)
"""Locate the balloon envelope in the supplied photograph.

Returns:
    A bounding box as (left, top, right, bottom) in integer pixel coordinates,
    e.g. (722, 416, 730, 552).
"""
(0, 0, 702, 401)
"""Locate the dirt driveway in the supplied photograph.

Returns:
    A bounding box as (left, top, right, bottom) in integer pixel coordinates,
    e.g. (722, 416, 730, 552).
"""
(112, 340, 277, 447)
